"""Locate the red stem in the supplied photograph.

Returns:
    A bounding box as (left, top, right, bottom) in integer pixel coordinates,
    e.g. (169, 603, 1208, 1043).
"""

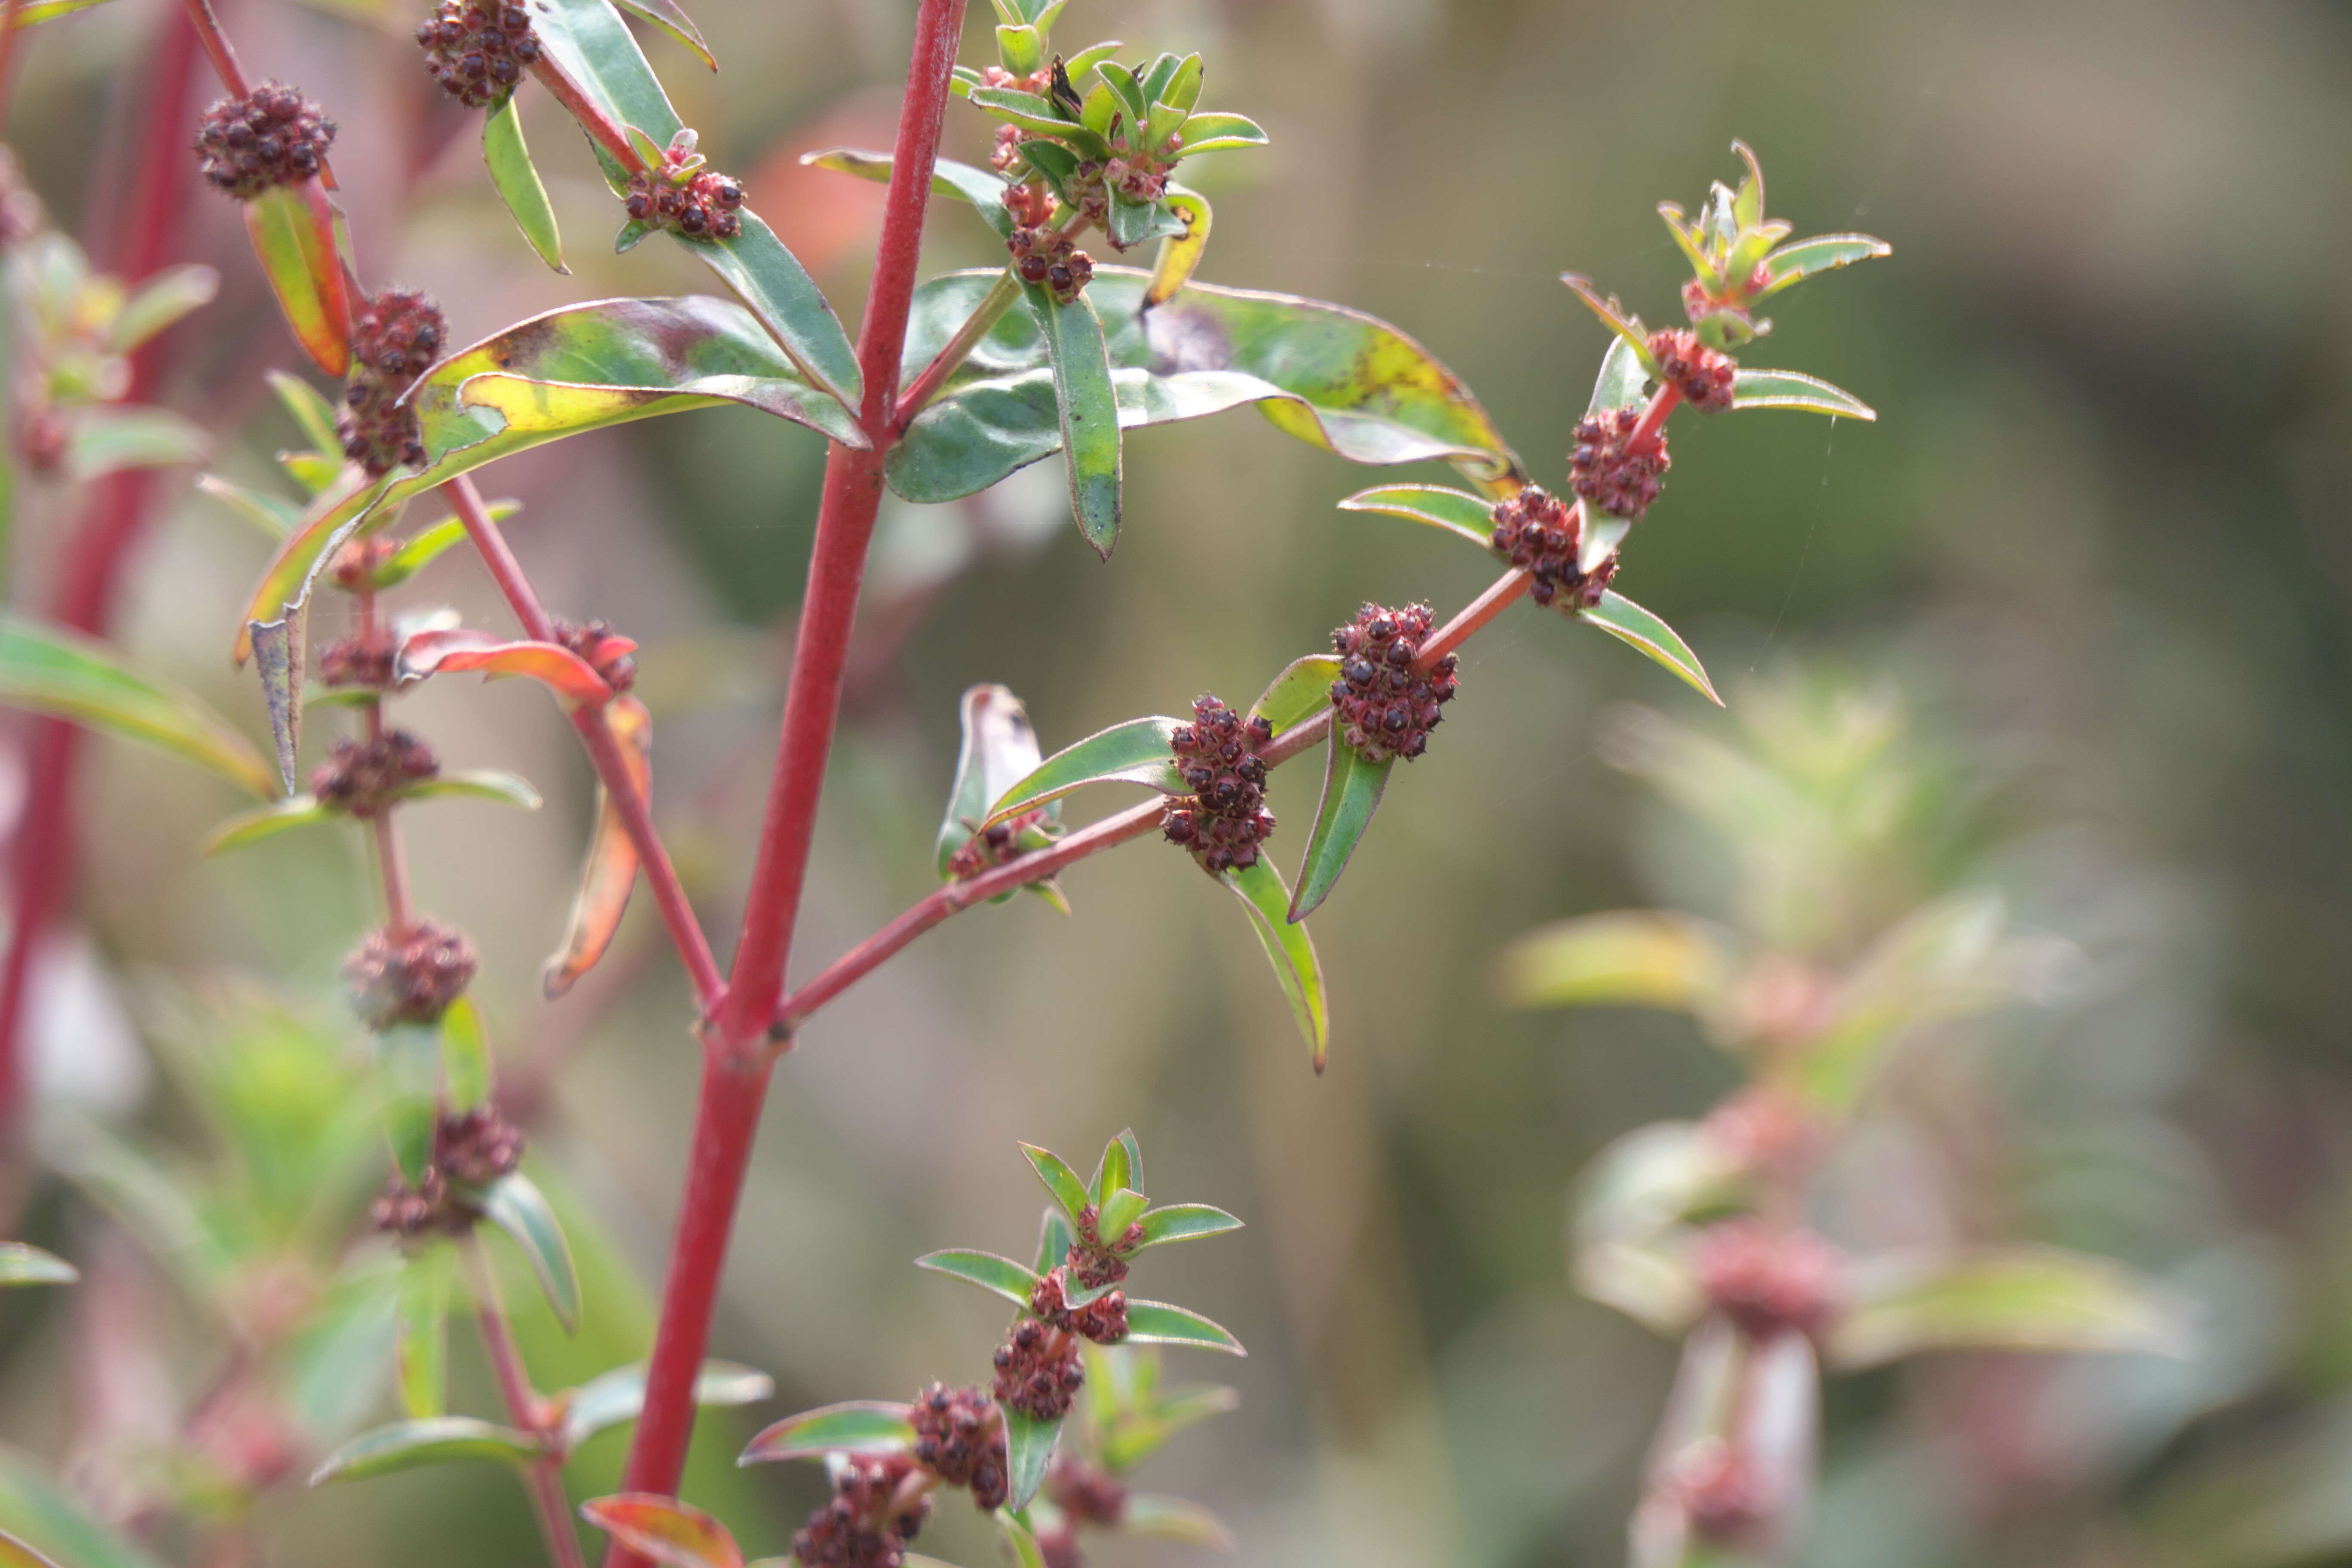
(440, 476, 725, 1008)
(357, 587, 417, 936)
(464, 1237, 588, 1568)
(603, 0, 968, 1540)
(0, 9, 199, 1155)
(177, 0, 246, 99)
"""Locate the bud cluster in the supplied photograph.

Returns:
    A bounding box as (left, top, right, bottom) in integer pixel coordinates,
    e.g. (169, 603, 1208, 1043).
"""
(993, 1317, 1087, 1421)
(1044, 1455, 1128, 1526)
(343, 917, 479, 1030)
(1692, 1219, 1844, 1343)
(1161, 696, 1275, 876)
(1030, 1267, 1129, 1345)
(1647, 328, 1736, 414)
(1328, 602, 1458, 765)
(369, 1105, 525, 1237)
(552, 618, 639, 694)
(1009, 225, 1094, 305)
(947, 807, 1053, 881)
(318, 629, 397, 691)
(340, 289, 446, 475)
(415, 0, 542, 110)
(911, 1383, 1009, 1513)
(1488, 485, 1620, 612)
(791, 1453, 931, 1568)
(1069, 1202, 1139, 1288)
(623, 163, 745, 242)
(1569, 407, 1670, 521)
(194, 85, 335, 200)
(311, 731, 438, 817)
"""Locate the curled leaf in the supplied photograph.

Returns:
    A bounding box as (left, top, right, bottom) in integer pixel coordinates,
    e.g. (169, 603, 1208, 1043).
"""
(1579, 591, 1721, 704)
(937, 684, 1047, 877)
(610, 0, 714, 68)
(1021, 1142, 1092, 1222)
(395, 627, 616, 707)
(1755, 233, 1891, 298)
(578, 1495, 743, 1568)
(983, 715, 1186, 827)
(475, 1171, 580, 1334)
(545, 695, 651, 998)
(1728, 367, 1876, 420)
(242, 180, 350, 377)
(1335, 483, 1494, 549)
(1143, 183, 1210, 307)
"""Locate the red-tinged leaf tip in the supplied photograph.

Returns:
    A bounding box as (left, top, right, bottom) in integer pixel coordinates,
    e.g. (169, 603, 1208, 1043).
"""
(396, 629, 614, 707)
(243, 180, 351, 377)
(579, 1495, 745, 1568)
(544, 695, 650, 997)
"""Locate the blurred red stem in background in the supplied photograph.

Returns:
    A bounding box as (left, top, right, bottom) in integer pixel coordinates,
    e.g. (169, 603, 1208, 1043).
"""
(464, 1236, 588, 1568)
(604, 0, 969, 1543)
(0, 10, 200, 1159)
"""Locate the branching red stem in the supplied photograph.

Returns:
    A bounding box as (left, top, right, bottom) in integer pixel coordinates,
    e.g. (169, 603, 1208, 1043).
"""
(464, 1236, 588, 1568)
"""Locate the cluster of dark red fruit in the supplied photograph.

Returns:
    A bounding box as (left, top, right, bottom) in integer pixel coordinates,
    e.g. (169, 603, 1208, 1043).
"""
(193, 84, 335, 199)
(312, 731, 438, 817)
(791, 1452, 931, 1568)
(339, 289, 446, 475)
(947, 807, 1052, 881)
(1488, 484, 1619, 612)
(343, 917, 480, 1030)
(318, 629, 397, 691)
(910, 1383, 1009, 1513)
(1069, 1203, 1141, 1287)
(415, 0, 542, 110)
(1328, 602, 1458, 766)
(1031, 1267, 1130, 1344)
(369, 1105, 527, 1237)
(1161, 696, 1276, 876)
(1008, 224, 1094, 305)
(993, 1317, 1088, 1421)
(1647, 327, 1737, 413)
(622, 165, 745, 242)
(1691, 1219, 1845, 1343)
(1570, 405, 1670, 521)
(1036, 1454, 1130, 1566)
(436, 1105, 525, 1186)
(552, 618, 639, 694)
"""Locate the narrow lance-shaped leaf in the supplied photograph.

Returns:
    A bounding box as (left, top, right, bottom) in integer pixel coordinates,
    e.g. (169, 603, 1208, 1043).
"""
(1032, 1207, 1076, 1275)
(373, 498, 522, 589)
(395, 627, 616, 707)
(397, 769, 545, 811)
(440, 995, 494, 1110)
(1336, 483, 1494, 550)
(1120, 1495, 1236, 1549)
(475, 1172, 581, 1334)
(1728, 367, 1876, 420)
(1828, 1247, 2190, 1371)
(196, 475, 299, 540)
(609, 0, 715, 68)
(996, 1506, 1049, 1568)
(0, 1243, 75, 1287)
(1579, 590, 1721, 705)
(1174, 110, 1267, 154)
(685, 215, 863, 414)
(308, 1416, 544, 1485)
(1222, 857, 1329, 1072)
(1755, 233, 1891, 297)
(545, 694, 651, 998)
(201, 794, 334, 854)
(1143, 183, 1210, 307)
(1134, 1204, 1243, 1249)
(560, 1360, 774, 1452)
(63, 407, 207, 481)
(269, 368, 343, 457)
(242, 181, 350, 377)
(577, 1495, 744, 1568)
(1026, 282, 1121, 554)
(250, 613, 303, 794)
(0, 1450, 164, 1568)
(915, 1249, 1041, 1309)
(1021, 1142, 1091, 1222)
(483, 94, 566, 274)
(1494, 910, 1737, 1012)
(107, 263, 218, 353)
(231, 466, 381, 666)
(8, 0, 125, 28)
(801, 150, 1016, 243)
(983, 716, 1185, 826)
(1002, 1407, 1061, 1511)
(738, 1401, 917, 1465)
(0, 614, 276, 799)
(1123, 1298, 1245, 1354)
(395, 1245, 453, 1418)
(1288, 735, 1391, 923)
(1247, 655, 1340, 738)
(1090, 1132, 1133, 1207)
(1559, 274, 1653, 368)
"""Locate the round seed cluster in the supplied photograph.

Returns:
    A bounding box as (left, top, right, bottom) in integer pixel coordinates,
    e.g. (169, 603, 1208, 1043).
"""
(1692, 1219, 1844, 1343)
(1329, 602, 1458, 765)
(437, 1106, 525, 1186)
(1068, 1202, 1140, 1289)
(1489, 484, 1619, 612)
(1570, 406, 1670, 521)
(1030, 1267, 1129, 1346)
(792, 1453, 930, 1568)
(623, 165, 744, 241)
(1008, 225, 1093, 305)
(343, 918, 479, 1030)
(992, 1318, 1086, 1421)
(311, 731, 438, 818)
(318, 630, 396, 690)
(415, 0, 542, 110)
(1045, 1455, 1128, 1526)
(340, 289, 446, 475)
(1647, 328, 1736, 413)
(947, 807, 1052, 882)
(911, 1383, 1008, 1510)
(370, 1166, 453, 1239)
(194, 84, 335, 200)
(552, 618, 638, 695)
(1161, 696, 1275, 876)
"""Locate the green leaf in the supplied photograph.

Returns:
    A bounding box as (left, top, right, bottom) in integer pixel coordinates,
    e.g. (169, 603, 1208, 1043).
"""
(0, 1530, 63, 1568)
(1494, 910, 1736, 1012)
(61, 406, 206, 481)
(1135, 1204, 1241, 1249)
(1586, 334, 1651, 418)
(1161, 52, 1203, 113)
(968, 88, 1109, 155)
(375, 504, 518, 589)
(0, 614, 276, 798)
(532, 0, 686, 162)
(1174, 110, 1268, 154)
(1579, 511, 1629, 574)
(242, 180, 351, 377)
(1120, 1495, 1235, 1549)
(1728, 367, 1876, 420)
(1335, 483, 1494, 549)
(276, 448, 344, 494)
(801, 150, 1015, 242)
(1142, 182, 1210, 308)
(196, 474, 299, 540)
(685, 215, 863, 414)
(578, 1496, 743, 1568)
(1222, 857, 1329, 1072)
(1755, 233, 1891, 298)
(738, 1401, 917, 1465)
(1123, 1298, 1244, 1355)
(1096, 1186, 1147, 1241)
(394, 1245, 453, 1418)
(996, 1507, 1048, 1568)
(9, 0, 124, 26)
(476, 1171, 581, 1334)
(984, 715, 1185, 826)
(1025, 284, 1121, 554)
(1002, 1407, 1061, 1510)
(1828, 1247, 2190, 1371)
(915, 1248, 1041, 1308)
(0, 1242, 75, 1287)
(107, 263, 217, 352)
(308, 1416, 544, 1485)
(889, 268, 1520, 506)
(1288, 737, 1391, 922)
(1247, 654, 1340, 738)
(1093, 58, 1148, 121)
(1579, 590, 1721, 704)
(1559, 274, 1652, 368)
(200, 794, 333, 854)
(0, 1449, 167, 1568)
(1090, 1132, 1134, 1208)
(610, 0, 715, 70)
(396, 768, 546, 811)
(440, 995, 493, 1111)
(268, 368, 343, 455)
(1033, 1206, 1076, 1275)
(1021, 1142, 1091, 1222)
(561, 1360, 775, 1452)
(484, 94, 566, 274)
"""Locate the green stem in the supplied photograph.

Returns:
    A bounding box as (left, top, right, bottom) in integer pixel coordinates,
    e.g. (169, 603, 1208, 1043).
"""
(893, 264, 1020, 432)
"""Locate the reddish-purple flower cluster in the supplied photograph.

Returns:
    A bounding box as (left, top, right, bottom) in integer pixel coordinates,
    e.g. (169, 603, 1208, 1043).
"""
(194, 84, 334, 199)
(318, 630, 396, 691)
(415, 0, 542, 110)
(1329, 602, 1458, 765)
(339, 289, 446, 475)
(311, 731, 438, 818)
(1161, 696, 1275, 876)
(1488, 484, 1620, 612)
(343, 918, 479, 1030)
(369, 1107, 521, 1237)
(1009, 224, 1094, 304)
(792, 1453, 931, 1568)
(1692, 1219, 1845, 1342)
(1569, 406, 1670, 521)
(1648, 327, 1737, 413)
(992, 1317, 1087, 1421)
(623, 165, 745, 241)
(1030, 1267, 1130, 1345)
(911, 1383, 1009, 1512)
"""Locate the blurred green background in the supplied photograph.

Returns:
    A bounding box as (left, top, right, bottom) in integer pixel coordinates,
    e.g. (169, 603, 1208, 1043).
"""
(4, 0, 2352, 1563)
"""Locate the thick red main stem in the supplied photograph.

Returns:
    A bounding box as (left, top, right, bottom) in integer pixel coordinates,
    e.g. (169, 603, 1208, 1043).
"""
(603, 0, 969, 1543)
